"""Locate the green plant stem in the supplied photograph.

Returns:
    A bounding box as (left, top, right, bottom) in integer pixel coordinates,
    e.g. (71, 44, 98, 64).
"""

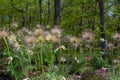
(35, 59, 39, 80)
(17, 44, 30, 78)
(3, 37, 18, 80)
(40, 44, 44, 77)
(50, 43, 54, 71)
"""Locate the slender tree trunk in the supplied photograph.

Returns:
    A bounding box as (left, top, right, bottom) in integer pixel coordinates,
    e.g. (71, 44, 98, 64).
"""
(47, 0, 50, 24)
(39, 0, 42, 25)
(79, 4, 84, 26)
(54, 0, 60, 26)
(98, 0, 106, 51)
(117, 0, 120, 32)
(25, 3, 28, 27)
(22, 13, 25, 27)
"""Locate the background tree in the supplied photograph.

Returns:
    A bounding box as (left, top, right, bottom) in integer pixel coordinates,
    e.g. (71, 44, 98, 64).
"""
(54, 0, 60, 26)
(39, 0, 43, 26)
(98, 0, 106, 50)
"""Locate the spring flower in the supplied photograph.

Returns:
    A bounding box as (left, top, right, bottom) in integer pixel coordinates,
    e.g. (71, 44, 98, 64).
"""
(27, 49, 33, 55)
(54, 65, 58, 69)
(45, 34, 57, 42)
(85, 44, 91, 49)
(21, 27, 29, 33)
(17, 31, 24, 37)
(55, 45, 65, 53)
(24, 36, 37, 44)
(74, 57, 78, 61)
(23, 78, 30, 80)
(42, 31, 50, 36)
(70, 36, 78, 43)
(7, 34, 20, 50)
(6, 56, 13, 64)
(81, 30, 94, 43)
(8, 34, 17, 42)
(21, 27, 32, 35)
(112, 32, 120, 41)
(69, 36, 81, 47)
(0, 30, 8, 38)
(14, 42, 20, 50)
(53, 65, 58, 71)
(51, 28, 62, 38)
(74, 57, 79, 63)
(100, 38, 105, 42)
(95, 67, 109, 77)
(59, 57, 66, 63)
(61, 76, 66, 80)
(106, 42, 114, 49)
(38, 36, 45, 43)
(101, 67, 109, 72)
(112, 59, 120, 64)
(27, 31, 32, 35)
(72, 75, 81, 79)
(33, 28, 44, 36)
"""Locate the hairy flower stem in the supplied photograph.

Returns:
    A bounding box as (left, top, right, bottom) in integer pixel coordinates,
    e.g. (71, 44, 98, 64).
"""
(3, 37, 18, 80)
(40, 44, 45, 77)
(50, 43, 54, 71)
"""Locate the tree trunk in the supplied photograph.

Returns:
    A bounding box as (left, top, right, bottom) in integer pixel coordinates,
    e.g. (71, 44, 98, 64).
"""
(117, 0, 120, 32)
(54, 0, 60, 26)
(98, 0, 106, 51)
(79, 4, 84, 26)
(22, 13, 25, 27)
(39, 0, 42, 25)
(47, 0, 50, 24)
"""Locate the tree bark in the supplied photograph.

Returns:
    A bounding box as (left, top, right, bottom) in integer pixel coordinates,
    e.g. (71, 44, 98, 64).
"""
(98, 0, 106, 50)
(47, 0, 50, 24)
(39, 0, 42, 25)
(79, 4, 84, 26)
(54, 0, 60, 26)
(117, 0, 120, 32)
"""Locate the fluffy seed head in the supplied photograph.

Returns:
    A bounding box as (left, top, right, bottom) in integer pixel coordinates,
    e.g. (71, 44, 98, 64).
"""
(33, 28, 44, 36)
(112, 32, 120, 41)
(0, 30, 8, 38)
(45, 34, 57, 42)
(8, 34, 17, 42)
(106, 42, 114, 49)
(24, 36, 37, 44)
(69, 36, 81, 47)
(51, 28, 62, 38)
(81, 30, 94, 43)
